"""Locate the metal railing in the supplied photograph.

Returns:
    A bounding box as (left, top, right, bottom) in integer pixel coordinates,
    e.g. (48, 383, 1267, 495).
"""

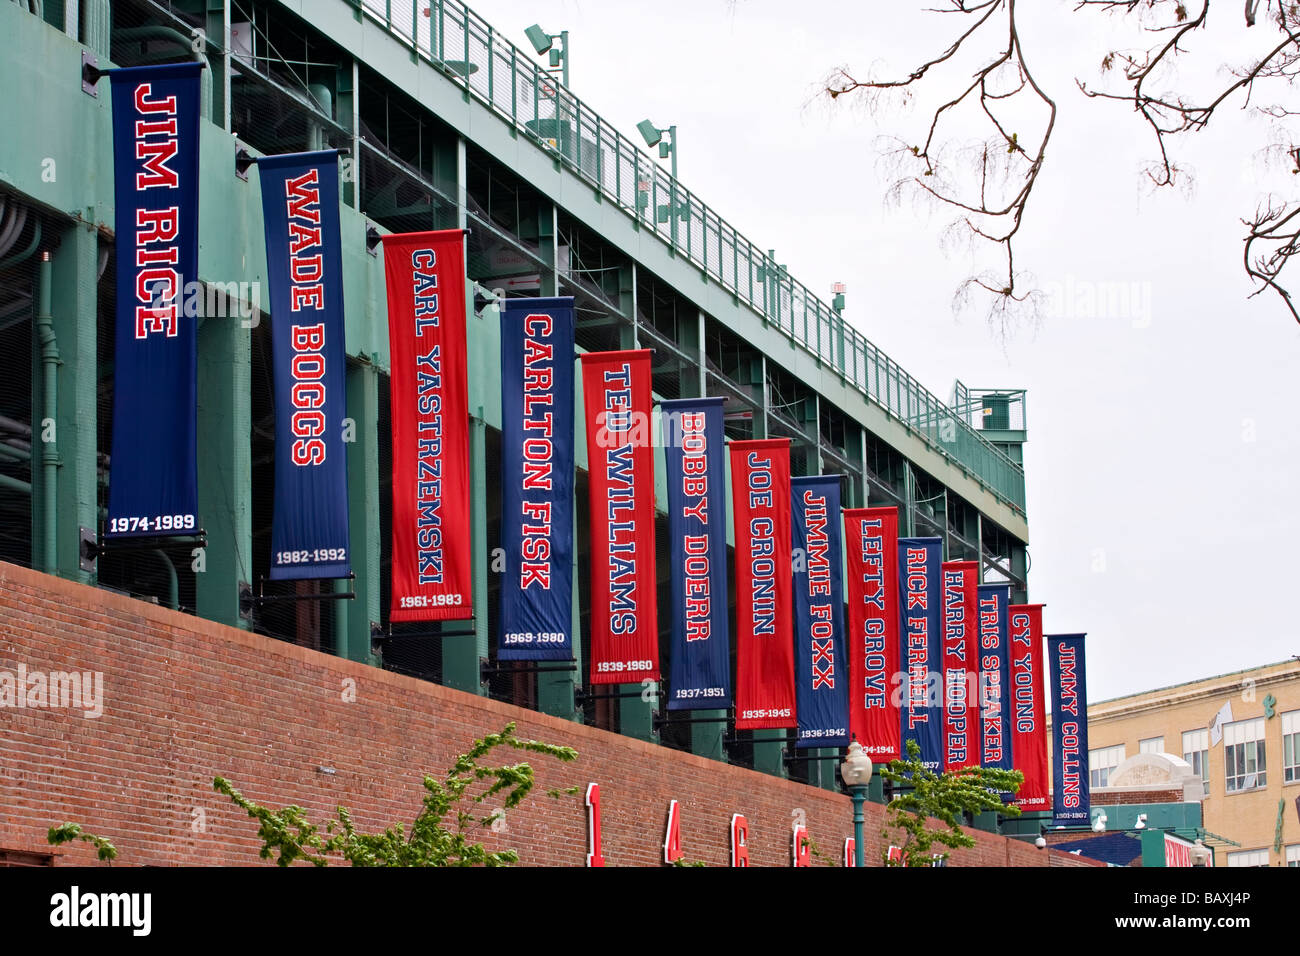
(354, 0, 1026, 514)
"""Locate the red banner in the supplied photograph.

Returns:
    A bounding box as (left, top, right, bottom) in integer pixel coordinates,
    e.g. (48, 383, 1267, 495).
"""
(730, 439, 795, 730)
(941, 560, 980, 771)
(581, 350, 659, 684)
(844, 507, 901, 761)
(1009, 603, 1050, 810)
(381, 230, 472, 622)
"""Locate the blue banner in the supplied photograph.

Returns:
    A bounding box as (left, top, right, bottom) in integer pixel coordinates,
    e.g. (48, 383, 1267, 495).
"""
(791, 476, 848, 747)
(977, 583, 1013, 771)
(105, 63, 203, 538)
(498, 298, 575, 660)
(663, 398, 730, 708)
(1048, 633, 1091, 825)
(257, 151, 350, 580)
(898, 537, 943, 769)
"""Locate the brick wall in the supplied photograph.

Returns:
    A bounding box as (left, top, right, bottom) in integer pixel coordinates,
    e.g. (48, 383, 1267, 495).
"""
(1092, 788, 1184, 806)
(0, 563, 1094, 867)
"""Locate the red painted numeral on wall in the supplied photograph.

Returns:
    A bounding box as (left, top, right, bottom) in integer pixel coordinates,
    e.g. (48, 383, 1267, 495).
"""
(585, 782, 605, 867)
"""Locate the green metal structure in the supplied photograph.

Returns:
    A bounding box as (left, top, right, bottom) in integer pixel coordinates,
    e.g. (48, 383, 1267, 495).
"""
(0, 0, 1031, 786)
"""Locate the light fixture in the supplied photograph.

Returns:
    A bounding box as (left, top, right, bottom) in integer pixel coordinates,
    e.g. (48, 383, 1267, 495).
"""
(1134, 813, 1147, 830)
(524, 24, 569, 87)
(1092, 812, 1108, 833)
(839, 741, 874, 869)
(636, 119, 662, 148)
(524, 23, 552, 54)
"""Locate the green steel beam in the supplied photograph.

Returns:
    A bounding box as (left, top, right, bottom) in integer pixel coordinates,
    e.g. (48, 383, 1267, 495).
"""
(195, 287, 252, 628)
(612, 261, 655, 743)
(686, 306, 725, 761)
(749, 355, 785, 778)
(442, 412, 489, 693)
(42, 223, 98, 584)
(342, 359, 381, 663)
(276, 0, 1028, 540)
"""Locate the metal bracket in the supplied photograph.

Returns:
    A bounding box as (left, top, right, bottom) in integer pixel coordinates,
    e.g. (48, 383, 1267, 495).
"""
(365, 224, 382, 255)
(783, 752, 846, 764)
(82, 51, 104, 97)
(478, 657, 577, 683)
(247, 573, 356, 606)
(78, 526, 98, 572)
(653, 712, 730, 730)
(238, 581, 254, 621)
(574, 686, 649, 704)
(87, 529, 207, 563)
(235, 146, 256, 181)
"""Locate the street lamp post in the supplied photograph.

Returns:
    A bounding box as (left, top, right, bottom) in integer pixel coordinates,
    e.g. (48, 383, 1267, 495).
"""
(524, 24, 569, 88)
(636, 120, 679, 246)
(840, 741, 874, 868)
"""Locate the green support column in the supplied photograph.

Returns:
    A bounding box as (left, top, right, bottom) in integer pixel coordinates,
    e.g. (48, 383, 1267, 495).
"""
(342, 360, 380, 662)
(688, 307, 724, 761)
(1011, 543, 1028, 604)
(539, 203, 558, 297)
(750, 355, 786, 777)
(195, 293, 252, 628)
(205, 0, 230, 132)
(903, 461, 917, 538)
(937, 487, 949, 560)
(337, 60, 359, 210)
(532, 195, 581, 717)
(443, 412, 489, 693)
(613, 261, 655, 743)
(538, 502, 581, 720)
(35, 224, 98, 583)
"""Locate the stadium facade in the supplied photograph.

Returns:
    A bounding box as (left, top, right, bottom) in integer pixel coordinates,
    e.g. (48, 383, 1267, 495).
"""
(0, 0, 1034, 820)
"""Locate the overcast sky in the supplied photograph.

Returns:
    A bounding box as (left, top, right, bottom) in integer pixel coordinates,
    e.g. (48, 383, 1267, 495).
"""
(469, 0, 1300, 702)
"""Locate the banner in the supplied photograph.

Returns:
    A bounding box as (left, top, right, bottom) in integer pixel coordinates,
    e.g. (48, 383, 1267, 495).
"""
(898, 537, 942, 769)
(941, 560, 979, 771)
(498, 298, 575, 660)
(105, 62, 203, 539)
(381, 230, 472, 621)
(1048, 633, 1090, 825)
(844, 507, 901, 762)
(791, 476, 848, 748)
(977, 584, 1013, 771)
(580, 351, 658, 684)
(256, 151, 350, 580)
(662, 398, 730, 709)
(730, 439, 795, 730)
(1164, 834, 1194, 868)
(1009, 603, 1051, 811)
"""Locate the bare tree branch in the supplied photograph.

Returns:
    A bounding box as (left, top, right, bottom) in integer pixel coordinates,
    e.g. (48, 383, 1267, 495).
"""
(831, 0, 1300, 327)
(826, 0, 1056, 330)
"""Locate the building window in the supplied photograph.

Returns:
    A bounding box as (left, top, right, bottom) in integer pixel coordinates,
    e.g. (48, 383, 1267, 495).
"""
(1283, 711, 1299, 784)
(1287, 846, 1300, 868)
(1183, 728, 1210, 796)
(1139, 736, 1165, 755)
(1089, 744, 1125, 788)
(1227, 848, 1269, 867)
(1224, 718, 1267, 793)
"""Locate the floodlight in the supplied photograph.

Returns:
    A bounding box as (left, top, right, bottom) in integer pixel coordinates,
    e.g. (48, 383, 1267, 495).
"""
(637, 120, 662, 148)
(525, 24, 552, 55)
